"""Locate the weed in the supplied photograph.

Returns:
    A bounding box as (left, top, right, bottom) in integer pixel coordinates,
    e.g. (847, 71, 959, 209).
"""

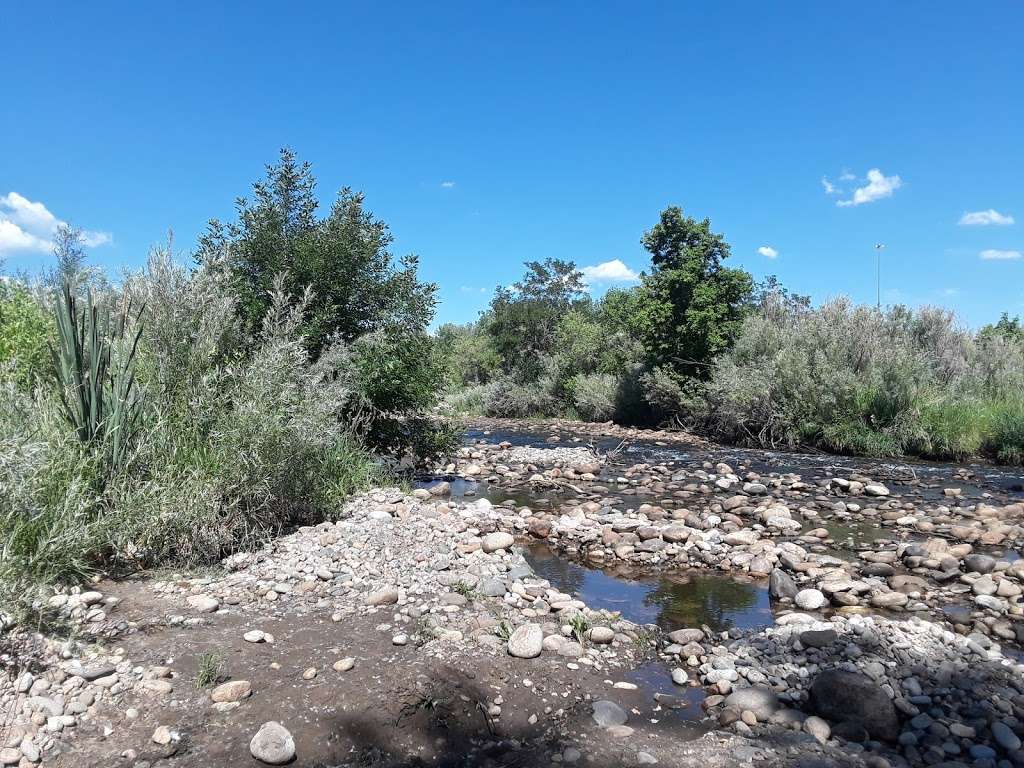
(568, 613, 591, 645)
(451, 581, 476, 598)
(194, 651, 225, 689)
(494, 620, 513, 642)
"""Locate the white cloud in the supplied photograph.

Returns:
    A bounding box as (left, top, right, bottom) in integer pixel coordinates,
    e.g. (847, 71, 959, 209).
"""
(757, 245, 778, 259)
(979, 249, 1022, 261)
(580, 259, 640, 284)
(821, 177, 839, 195)
(958, 209, 1014, 227)
(836, 169, 902, 207)
(0, 192, 112, 256)
(440, 180, 456, 189)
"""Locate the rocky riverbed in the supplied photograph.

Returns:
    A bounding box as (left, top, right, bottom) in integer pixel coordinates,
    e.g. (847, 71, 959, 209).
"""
(1, 418, 1022, 767)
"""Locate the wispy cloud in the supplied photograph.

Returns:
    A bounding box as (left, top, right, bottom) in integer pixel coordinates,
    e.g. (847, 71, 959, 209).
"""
(580, 259, 640, 285)
(0, 192, 111, 256)
(756, 245, 778, 259)
(821, 177, 839, 195)
(835, 169, 903, 208)
(440, 181, 456, 189)
(958, 209, 1014, 227)
(979, 249, 1022, 261)
(459, 285, 487, 294)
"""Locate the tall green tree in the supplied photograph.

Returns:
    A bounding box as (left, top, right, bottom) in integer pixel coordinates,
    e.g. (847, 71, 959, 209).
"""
(196, 148, 436, 357)
(637, 206, 753, 378)
(487, 258, 586, 380)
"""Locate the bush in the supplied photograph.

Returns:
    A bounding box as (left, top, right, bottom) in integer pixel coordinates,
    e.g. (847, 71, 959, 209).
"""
(442, 382, 498, 416)
(484, 376, 559, 419)
(0, 272, 385, 617)
(699, 296, 1024, 463)
(0, 284, 54, 390)
(566, 373, 618, 422)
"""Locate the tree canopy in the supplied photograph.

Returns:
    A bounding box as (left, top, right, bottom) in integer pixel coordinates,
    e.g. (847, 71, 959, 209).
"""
(196, 148, 436, 357)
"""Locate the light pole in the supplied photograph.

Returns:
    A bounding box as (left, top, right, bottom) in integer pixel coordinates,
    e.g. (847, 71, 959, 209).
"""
(874, 244, 886, 310)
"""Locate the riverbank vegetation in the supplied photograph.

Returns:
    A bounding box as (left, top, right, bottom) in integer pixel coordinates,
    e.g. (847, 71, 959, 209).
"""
(0, 150, 450, 616)
(438, 208, 1024, 465)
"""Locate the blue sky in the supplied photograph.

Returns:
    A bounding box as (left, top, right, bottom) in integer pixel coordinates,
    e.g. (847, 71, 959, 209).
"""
(2, 2, 1022, 327)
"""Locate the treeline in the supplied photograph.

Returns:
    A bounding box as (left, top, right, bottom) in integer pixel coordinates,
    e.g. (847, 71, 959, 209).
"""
(438, 208, 1024, 464)
(0, 150, 451, 616)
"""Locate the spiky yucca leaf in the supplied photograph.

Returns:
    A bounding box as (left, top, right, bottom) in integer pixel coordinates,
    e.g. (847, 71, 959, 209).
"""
(49, 281, 144, 472)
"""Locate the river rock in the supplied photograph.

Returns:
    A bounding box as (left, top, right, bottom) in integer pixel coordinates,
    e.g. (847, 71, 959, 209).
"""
(724, 686, 779, 721)
(186, 595, 220, 613)
(364, 587, 400, 606)
(668, 628, 704, 644)
(507, 623, 543, 658)
(769, 569, 798, 600)
(211, 680, 251, 703)
(250, 721, 295, 765)
(592, 700, 628, 727)
(795, 589, 827, 610)
(482, 532, 514, 553)
(808, 670, 899, 742)
(964, 554, 996, 574)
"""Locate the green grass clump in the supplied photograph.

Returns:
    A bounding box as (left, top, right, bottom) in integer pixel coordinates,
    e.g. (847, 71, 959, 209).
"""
(195, 651, 226, 688)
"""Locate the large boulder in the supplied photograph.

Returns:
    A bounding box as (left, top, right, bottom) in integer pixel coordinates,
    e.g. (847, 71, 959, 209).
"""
(808, 670, 899, 742)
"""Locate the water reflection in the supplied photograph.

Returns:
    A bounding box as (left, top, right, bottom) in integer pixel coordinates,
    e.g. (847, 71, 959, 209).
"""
(522, 541, 773, 633)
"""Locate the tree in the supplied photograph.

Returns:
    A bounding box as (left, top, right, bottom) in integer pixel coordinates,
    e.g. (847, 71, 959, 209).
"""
(979, 312, 1024, 345)
(487, 259, 586, 380)
(196, 148, 436, 357)
(636, 207, 753, 379)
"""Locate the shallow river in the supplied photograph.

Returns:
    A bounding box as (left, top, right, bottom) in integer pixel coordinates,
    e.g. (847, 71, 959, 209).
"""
(421, 425, 1024, 721)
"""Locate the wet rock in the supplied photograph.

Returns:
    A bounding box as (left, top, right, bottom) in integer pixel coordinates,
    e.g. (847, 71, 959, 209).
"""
(769, 569, 798, 600)
(250, 721, 295, 765)
(808, 670, 899, 742)
(507, 623, 543, 658)
(964, 554, 996, 574)
(591, 700, 628, 727)
(864, 483, 890, 497)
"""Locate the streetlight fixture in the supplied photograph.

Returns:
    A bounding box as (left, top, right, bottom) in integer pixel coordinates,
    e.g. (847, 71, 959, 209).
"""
(874, 244, 886, 310)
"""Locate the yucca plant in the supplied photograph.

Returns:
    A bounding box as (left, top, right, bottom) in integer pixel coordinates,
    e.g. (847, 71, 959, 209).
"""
(50, 281, 145, 472)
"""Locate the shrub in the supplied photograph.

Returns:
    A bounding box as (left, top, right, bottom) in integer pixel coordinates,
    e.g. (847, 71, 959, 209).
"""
(699, 296, 1024, 463)
(484, 376, 559, 419)
(442, 382, 498, 416)
(0, 284, 54, 390)
(566, 373, 617, 422)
